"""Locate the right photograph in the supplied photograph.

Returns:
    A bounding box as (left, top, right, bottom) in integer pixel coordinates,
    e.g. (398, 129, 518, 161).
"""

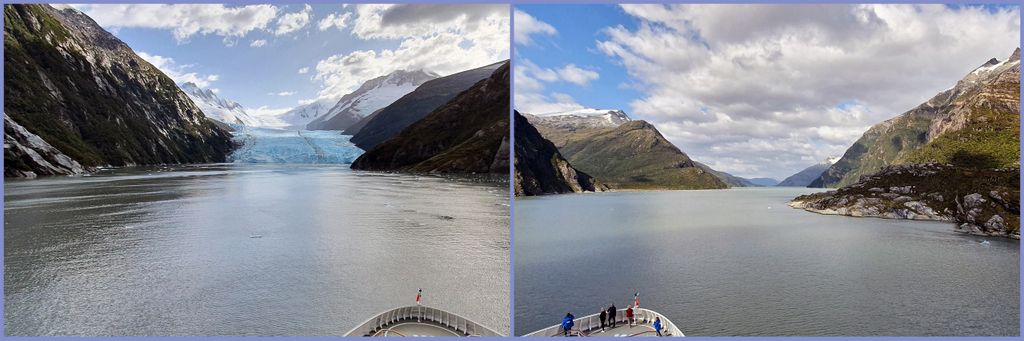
(513, 4, 1019, 337)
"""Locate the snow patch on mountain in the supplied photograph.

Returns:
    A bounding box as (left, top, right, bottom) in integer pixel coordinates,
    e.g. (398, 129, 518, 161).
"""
(306, 69, 437, 131)
(180, 82, 263, 126)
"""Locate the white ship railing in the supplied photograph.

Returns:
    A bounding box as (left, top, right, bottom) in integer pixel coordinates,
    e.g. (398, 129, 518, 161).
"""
(345, 305, 503, 337)
(524, 308, 684, 337)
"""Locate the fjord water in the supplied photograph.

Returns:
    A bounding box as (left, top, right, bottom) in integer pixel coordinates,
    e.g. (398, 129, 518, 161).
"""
(4, 165, 509, 335)
(514, 188, 1019, 336)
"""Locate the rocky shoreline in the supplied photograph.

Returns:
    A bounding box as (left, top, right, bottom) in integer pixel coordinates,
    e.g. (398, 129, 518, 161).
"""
(791, 163, 1019, 240)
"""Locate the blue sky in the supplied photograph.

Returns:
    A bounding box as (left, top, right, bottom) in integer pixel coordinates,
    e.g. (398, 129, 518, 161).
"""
(514, 5, 637, 112)
(73, 4, 509, 115)
(514, 4, 1019, 179)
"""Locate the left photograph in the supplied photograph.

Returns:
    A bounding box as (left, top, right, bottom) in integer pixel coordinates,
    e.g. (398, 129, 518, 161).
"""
(4, 3, 510, 336)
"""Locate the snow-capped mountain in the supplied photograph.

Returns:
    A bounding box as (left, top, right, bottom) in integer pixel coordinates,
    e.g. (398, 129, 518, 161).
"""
(271, 97, 339, 130)
(529, 108, 631, 130)
(306, 70, 438, 131)
(180, 82, 262, 126)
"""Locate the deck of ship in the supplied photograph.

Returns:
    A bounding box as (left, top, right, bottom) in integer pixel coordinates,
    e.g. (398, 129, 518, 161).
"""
(345, 305, 503, 337)
(524, 308, 683, 337)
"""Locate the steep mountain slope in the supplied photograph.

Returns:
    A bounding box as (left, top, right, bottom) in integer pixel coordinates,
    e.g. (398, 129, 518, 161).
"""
(526, 110, 727, 190)
(778, 157, 838, 187)
(306, 70, 436, 131)
(351, 62, 509, 174)
(4, 4, 233, 176)
(349, 61, 506, 150)
(272, 97, 338, 130)
(180, 82, 261, 126)
(811, 49, 1020, 188)
(514, 111, 600, 196)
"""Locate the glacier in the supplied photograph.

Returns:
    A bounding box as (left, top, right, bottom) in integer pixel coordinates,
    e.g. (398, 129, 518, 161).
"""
(229, 127, 364, 164)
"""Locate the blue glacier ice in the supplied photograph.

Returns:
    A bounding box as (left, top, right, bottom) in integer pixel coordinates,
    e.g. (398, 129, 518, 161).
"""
(229, 127, 364, 164)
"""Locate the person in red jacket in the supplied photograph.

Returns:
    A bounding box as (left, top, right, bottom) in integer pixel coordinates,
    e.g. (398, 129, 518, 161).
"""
(625, 305, 635, 327)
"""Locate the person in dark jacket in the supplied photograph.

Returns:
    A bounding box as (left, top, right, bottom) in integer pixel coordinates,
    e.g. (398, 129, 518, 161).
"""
(562, 313, 575, 336)
(653, 317, 663, 336)
(599, 308, 607, 331)
(608, 304, 617, 328)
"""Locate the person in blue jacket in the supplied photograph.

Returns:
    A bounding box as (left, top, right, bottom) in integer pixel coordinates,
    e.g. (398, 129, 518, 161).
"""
(653, 317, 663, 337)
(562, 313, 575, 336)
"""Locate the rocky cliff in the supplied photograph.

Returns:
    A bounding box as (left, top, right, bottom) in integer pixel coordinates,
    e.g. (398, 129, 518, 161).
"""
(4, 4, 233, 177)
(792, 163, 1019, 239)
(513, 111, 601, 196)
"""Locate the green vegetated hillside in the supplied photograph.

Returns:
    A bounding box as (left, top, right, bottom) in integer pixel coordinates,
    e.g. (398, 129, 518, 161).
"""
(556, 120, 727, 190)
(4, 4, 233, 177)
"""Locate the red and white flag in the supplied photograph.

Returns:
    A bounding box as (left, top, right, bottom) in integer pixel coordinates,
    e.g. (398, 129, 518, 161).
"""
(634, 291, 640, 309)
(416, 288, 422, 305)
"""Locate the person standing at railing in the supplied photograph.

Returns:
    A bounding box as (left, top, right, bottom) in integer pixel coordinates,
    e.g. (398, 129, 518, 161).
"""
(653, 317, 663, 337)
(599, 307, 608, 331)
(608, 304, 618, 328)
(562, 313, 575, 336)
(625, 305, 634, 327)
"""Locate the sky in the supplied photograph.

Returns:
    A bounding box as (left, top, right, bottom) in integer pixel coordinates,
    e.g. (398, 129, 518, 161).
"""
(70, 4, 509, 118)
(514, 4, 1020, 180)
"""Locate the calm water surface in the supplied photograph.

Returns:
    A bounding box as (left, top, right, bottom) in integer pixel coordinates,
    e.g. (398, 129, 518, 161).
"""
(4, 164, 509, 335)
(514, 188, 1019, 336)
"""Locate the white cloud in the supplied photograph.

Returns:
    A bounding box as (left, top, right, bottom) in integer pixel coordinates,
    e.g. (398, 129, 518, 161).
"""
(591, 4, 1019, 178)
(73, 4, 279, 42)
(514, 9, 556, 46)
(514, 59, 600, 114)
(297, 67, 310, 74)
(312, 4, 509, 98)
(137, 51, 220, 88)
(249, 39, 267, 47)
(557, 64, 599, 86)
(268, 91, 297, 96)
(275, 4, 312, 36)
(318, 11, 353, 31)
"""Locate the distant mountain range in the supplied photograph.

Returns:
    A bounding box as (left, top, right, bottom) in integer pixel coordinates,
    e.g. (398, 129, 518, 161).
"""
(777, 157, 838, 187)
(4, 4, 233, 177)
(180, 82, 263, 127)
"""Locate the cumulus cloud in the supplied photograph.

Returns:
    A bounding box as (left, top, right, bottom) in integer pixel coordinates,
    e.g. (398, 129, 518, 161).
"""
(514, 59, 601, 114)
(514, 9, 556, 45)
(275, 4, 312, 36)
(318, 11, 353, 31)
(137, 51, 220, 88)
(592, 4, 1019, 178)
(312, 4, 509, 98)
(72, 4, 279, 42)
(297, 67, 310, 74)
(249, 39, 267, 47)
